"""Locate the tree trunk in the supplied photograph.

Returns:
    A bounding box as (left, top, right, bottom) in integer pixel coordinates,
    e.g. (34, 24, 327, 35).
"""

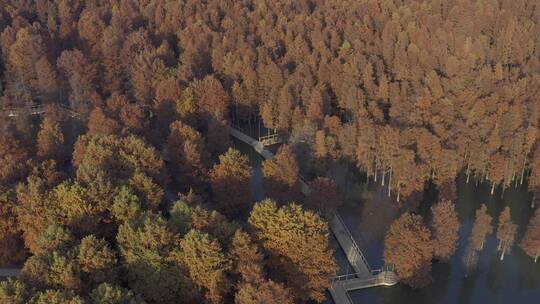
(388, 168, 392, 197)
(535, 249, 538, 263)
(491, 182, 496, 195)
(480, 240, 484, 250)
(520, 168, 525, 185)
(382, 169, 386, 186)
(497, 239, 502, 251)
(374, 166, 378, 182)
(500, 247, 505, 261)
(397, 188, 401, 203)
(466, 163, 470, 183)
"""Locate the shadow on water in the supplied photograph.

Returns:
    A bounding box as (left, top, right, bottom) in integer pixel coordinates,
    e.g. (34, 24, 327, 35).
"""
(235, 136, 540, 303)
(340, 172, 540, 304)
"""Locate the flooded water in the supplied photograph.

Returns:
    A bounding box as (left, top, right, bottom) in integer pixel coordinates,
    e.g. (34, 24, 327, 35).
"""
(233, 136, 540, 303)
(342, 174, 540, 304)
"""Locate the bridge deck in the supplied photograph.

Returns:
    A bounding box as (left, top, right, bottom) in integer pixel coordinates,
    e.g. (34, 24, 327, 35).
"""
(0, 268, 20, 277)
(329, 281, 353, 304)
(330, 214, 373, 280)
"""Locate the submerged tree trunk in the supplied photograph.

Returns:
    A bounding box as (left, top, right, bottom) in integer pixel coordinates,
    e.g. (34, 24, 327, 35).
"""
(388, 169, 392, 197)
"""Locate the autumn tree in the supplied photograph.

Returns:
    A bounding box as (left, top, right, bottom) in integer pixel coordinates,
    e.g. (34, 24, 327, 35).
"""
(230, 230, 264, 283)
(0, 187, 26, 265)
(384, 213, 434, 288)
(209, 148, 252, 217)
(469, 204, 493, 251)
(262, 145, 301, 203)
(89, 283, 145, 304)
(496, 207, 517, 261)
(0, 279, 30, 303)
(195, 75, 230, 120)
(28, 290, 85, 304)
(163, 120, 207, 189)
(430, 199, 460, 261)
(305, 177, 340, 215)
(0, 133, 29, 186)
(235, 280, 292, 304)
(176, 229, 232, 304)
(248, 199, 336, 302)
(87, 107, 120, 136)
(37, 116, 65, 162)
(116, 214, 195, 303)
(521, 207, 540, 262)
(57, 49, 100, 121)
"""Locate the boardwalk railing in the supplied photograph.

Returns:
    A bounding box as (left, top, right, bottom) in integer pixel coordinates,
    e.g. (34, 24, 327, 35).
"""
(333, 212, 372, 273)
(259, 133, 281, 146)
(228, 125, 399, 304)
(1, 104, 78, 118)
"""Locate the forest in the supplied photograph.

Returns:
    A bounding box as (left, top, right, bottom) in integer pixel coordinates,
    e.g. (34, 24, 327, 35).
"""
(0, 0, 539, 303)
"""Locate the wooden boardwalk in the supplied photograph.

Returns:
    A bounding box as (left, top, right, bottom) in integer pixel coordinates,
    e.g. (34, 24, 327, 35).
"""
(229, 126, 399, 304)
(1, 108, 398, 303)
(0, 268, 20, 278)
(330, 213, 372, 279)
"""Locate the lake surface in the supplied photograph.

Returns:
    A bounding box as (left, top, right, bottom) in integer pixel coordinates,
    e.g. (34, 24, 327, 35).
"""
(233, 137, 540, 303)
(342, 174, 540, 304)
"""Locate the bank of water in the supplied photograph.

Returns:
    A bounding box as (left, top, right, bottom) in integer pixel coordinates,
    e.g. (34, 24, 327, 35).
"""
(343, 174, 540, 304)
(233, 136, 540, 303)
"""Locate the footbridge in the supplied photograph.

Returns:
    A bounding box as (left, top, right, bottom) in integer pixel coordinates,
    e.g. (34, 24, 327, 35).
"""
(229, 126, 398, 304)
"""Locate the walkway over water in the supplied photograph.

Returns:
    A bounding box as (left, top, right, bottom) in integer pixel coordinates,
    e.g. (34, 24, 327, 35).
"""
(0, 105, 398, 302)
(0, 268, 20, 278)
(229, 126, 398, 304)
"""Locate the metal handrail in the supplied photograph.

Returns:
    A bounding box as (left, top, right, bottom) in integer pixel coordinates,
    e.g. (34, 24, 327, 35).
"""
(334, 212, 372, 273)
(259, 133, 279, 140)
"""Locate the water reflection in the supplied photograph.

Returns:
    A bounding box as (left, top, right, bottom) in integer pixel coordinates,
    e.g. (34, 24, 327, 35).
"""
(234, 136, 540, 303)
(343, 173, 540, 303)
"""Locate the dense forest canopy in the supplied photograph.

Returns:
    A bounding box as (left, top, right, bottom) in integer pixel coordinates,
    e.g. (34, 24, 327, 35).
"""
(0, 0, 539, 303)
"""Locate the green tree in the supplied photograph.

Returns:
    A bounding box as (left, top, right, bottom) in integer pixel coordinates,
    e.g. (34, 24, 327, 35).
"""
(77, 235, 118, 289)
(168, 200, 192, 235)
(116, 214, 194, 303)
(248, 200, 336, 302)
(28, 290, 85, 304)
(89, 283, 146, 304)
(176, 229, 232, 304)
(0, 279, 30, 304)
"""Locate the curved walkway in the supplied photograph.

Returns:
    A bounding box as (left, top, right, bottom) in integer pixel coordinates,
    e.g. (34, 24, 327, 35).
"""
(229, 126, 398, 304)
